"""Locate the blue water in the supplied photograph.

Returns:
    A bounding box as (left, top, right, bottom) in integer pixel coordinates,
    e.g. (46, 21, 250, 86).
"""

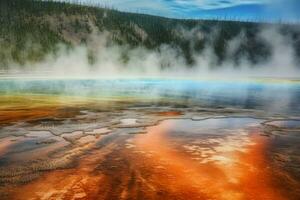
(0, 79, 300, 114)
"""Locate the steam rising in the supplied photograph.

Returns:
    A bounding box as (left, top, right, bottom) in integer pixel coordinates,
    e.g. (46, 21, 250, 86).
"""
(1, 24, 300, 116)
(3, 25, 300, 79)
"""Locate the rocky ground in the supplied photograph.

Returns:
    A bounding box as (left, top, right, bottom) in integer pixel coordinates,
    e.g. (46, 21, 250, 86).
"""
(0, 96, 299, 200)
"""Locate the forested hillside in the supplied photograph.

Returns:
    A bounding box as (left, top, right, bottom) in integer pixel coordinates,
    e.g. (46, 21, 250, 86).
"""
(1, 0, 300, 69)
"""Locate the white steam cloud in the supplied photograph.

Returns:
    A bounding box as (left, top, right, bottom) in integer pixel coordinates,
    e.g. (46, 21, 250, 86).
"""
(3, 25, 300, 79)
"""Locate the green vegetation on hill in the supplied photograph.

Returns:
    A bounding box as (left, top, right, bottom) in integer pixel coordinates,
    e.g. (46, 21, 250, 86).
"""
(1, 0, 300, 69)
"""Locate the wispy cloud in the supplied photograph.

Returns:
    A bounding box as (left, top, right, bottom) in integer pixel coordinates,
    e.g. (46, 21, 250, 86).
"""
(172, 0, 266, 10)
(55, 0, 300, 21)
(95, 0, 171, 14)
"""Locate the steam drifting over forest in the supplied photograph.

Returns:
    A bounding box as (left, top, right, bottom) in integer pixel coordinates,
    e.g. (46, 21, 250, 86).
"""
(1, 0, 300, 78)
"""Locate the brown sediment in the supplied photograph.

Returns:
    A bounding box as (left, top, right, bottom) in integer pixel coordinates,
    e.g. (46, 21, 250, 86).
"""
(0, 109, 59, 126)
(0, 105, 83, 127)
(0, 95, 98, 126)
(152, 111, 183, 117)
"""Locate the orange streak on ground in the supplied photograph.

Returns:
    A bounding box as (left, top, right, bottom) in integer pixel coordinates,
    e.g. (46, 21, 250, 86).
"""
(235, 133, 282, 200)
(6, 120, 292, 200)
(133, 123, 287, 200)
(134, 122, 210, 198)
(11, 141, 115, 200)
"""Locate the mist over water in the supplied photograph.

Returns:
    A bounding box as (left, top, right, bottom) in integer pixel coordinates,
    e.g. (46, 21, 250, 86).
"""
(1, 79, 300, 115)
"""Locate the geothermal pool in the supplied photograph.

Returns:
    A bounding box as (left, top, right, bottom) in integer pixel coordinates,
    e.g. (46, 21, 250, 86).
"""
(0, 79, 300, 200)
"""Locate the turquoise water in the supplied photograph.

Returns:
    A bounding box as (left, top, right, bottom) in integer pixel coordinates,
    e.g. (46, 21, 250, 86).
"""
(1, 79, 300, 114)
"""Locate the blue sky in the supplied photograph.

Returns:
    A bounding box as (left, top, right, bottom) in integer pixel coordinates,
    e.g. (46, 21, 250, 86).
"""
(59, 0, 300, 22)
